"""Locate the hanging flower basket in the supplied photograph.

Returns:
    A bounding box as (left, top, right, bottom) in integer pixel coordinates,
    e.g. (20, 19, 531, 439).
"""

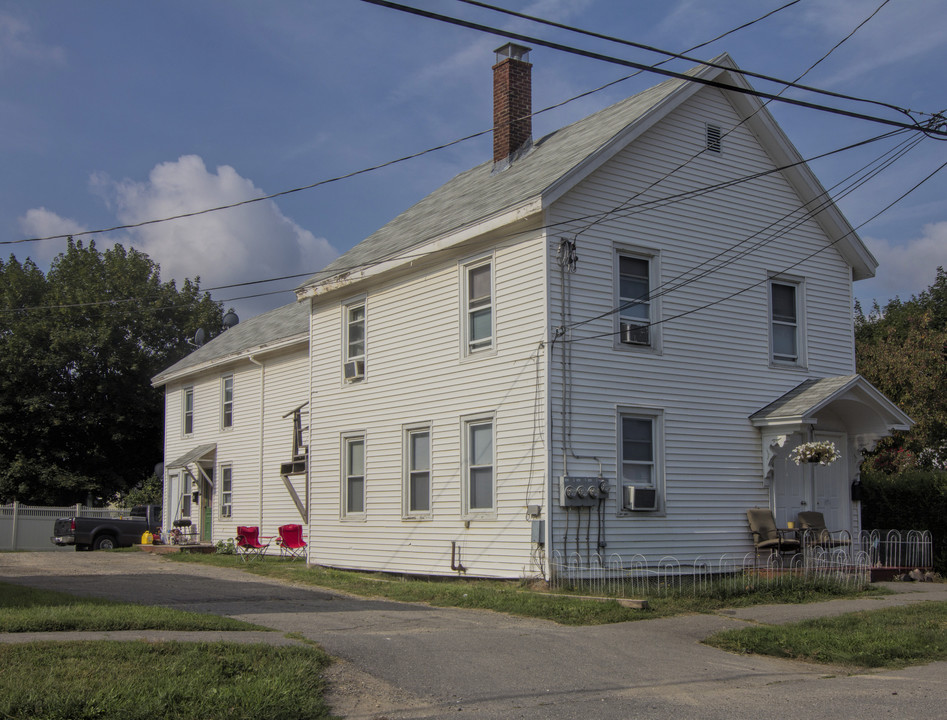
(789, 440, 840, 466)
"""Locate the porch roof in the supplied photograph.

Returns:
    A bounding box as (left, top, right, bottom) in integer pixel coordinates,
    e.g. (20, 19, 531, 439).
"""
(166, 443, 217, 469)
(750, 374, 912, 434)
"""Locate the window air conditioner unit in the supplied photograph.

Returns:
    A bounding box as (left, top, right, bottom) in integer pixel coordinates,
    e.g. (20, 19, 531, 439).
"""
(623, 485, 657, 511)
(620, 322, 649, 345)
(343, 360, 365, 381)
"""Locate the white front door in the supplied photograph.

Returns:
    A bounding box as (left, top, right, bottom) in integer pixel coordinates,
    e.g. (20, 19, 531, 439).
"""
(813, 431, 849, 533)
(772, 432, 850, 533)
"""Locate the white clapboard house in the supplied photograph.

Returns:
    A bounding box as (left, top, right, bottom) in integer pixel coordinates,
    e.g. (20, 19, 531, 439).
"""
(156, 48, 910, 576)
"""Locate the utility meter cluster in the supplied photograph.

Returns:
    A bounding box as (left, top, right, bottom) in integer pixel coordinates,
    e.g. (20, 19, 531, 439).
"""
(559, 476, 611, 507)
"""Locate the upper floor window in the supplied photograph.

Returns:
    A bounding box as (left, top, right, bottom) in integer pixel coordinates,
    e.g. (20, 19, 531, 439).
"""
(219, 464, 233, 518)
(343, 435, 365, 516)
(464, 259, 493, 354)
(182, 387, 194, 435)
(343, 301, 366, 382)
(464, 417, 495, 514)
(221, 375, 233, 429)
(404, 427, 431, 517)
(616, 251, 658, 350)
(769, 278, 805, 366)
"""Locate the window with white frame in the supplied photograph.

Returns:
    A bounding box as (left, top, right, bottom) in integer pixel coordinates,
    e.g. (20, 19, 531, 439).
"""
(179, 476, 191, 518)
(221, 375, 233, 429)
(618, 408, 664, 513)
(769, 279, 804, 365)
(343, 301, 366, 381)
(342, 435, 365, 516)
(616, 251, 656, 348)
(219, 464, 233, 518)
(404, 427, 431, 516)
(182, 387, 194, 435)
(464, 418, 494, 513)
(464, 259, 493, 354)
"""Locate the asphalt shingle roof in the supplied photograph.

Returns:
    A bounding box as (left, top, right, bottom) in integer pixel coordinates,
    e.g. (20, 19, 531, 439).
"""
(296, 72, 693, 290)
(750, 375, 861, 422)
(151, 299, 309, 386)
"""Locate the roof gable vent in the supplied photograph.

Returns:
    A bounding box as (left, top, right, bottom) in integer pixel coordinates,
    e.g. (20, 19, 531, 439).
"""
(706, 123, 722, 153)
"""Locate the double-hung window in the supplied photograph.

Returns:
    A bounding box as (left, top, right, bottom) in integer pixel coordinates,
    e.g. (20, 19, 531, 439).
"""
(769, 278, 805, 366)
(182, 387, 194, 435)
(221, 375, 233, 429)
(616, 250, 658, 349)
(464, 259, 493, 354)
(219, 464, 233, 518)
(404, 427, 431, 517)
(464, 418, 495, 514)
(342, 435, 365, 516)
(618, 408, 664, 513)
(343, 301, 366, 381)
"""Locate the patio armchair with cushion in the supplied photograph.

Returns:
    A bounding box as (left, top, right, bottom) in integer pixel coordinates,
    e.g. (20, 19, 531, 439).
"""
(746, 508, 801, 560)
(796, 511, 852, 547)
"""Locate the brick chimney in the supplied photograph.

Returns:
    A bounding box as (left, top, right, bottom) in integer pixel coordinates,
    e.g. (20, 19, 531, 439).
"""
(493, 43, 532, 165)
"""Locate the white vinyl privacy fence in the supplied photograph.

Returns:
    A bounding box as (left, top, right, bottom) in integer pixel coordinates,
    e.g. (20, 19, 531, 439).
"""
(0, 503, 124, 551)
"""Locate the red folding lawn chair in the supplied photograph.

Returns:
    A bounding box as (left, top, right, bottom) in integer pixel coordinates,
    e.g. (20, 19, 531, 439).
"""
(235, 526, 270, 561)
(276, 523, 307, 560)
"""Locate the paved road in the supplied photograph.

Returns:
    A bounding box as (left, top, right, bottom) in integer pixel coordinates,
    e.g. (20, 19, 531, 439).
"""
(2, 552, 946, 719)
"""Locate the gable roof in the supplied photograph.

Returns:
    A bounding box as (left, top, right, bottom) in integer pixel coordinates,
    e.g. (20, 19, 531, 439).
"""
(151, 299, 309, 387)
(297, 53, 876, 297)
(750, 374, 912, 432)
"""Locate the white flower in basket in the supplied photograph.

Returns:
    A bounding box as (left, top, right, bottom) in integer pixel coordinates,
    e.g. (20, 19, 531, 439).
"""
(789, 440, 840, 466)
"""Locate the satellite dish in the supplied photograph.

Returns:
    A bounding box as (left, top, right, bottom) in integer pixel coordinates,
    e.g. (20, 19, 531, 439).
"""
(222, 311, 239, 330)
(193, 328, 207, 346)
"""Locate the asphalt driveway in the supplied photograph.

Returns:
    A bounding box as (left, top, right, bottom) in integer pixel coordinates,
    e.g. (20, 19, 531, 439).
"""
(2, 551, 945, 719)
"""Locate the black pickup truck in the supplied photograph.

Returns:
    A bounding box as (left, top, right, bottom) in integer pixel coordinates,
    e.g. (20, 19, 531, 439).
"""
(51, 505, 162, 551)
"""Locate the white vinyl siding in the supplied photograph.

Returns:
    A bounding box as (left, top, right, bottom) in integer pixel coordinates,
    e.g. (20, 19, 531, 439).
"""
(161, 344, 309, 544)
(308, 232, 546, 578)
(545, 86, 856, 563)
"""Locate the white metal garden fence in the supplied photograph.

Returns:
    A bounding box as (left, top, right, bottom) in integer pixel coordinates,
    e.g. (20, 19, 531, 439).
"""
(0, 502, 124, 551)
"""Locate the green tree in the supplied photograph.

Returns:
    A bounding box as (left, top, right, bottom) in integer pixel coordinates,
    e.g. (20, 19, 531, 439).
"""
(855, 267, 947, 470)
(0, 239, 224, 505)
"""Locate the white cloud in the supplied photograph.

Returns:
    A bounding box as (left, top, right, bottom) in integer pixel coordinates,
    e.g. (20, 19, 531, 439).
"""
(17, 207, 89, 269)
(856, 222, 947, 305)
(95, 155, 338, 318)
(0, 13, 65, 72)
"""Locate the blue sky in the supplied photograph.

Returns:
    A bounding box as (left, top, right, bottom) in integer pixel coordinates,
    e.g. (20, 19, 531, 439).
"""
(3, 0, 945, 321)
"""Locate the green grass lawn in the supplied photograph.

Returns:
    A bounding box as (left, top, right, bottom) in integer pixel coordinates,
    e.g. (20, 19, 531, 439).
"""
(0, 582, 334, 720)
(0, 641, 333, 720)
(167, 553, 885, 625)
(704, 601, 947, 668)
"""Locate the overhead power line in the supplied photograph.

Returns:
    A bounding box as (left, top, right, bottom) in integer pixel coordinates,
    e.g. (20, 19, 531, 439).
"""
(361, 0, 947, 137)
(455, 0, 914, 120)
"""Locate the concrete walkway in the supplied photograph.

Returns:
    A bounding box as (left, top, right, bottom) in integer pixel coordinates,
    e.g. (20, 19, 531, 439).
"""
(2, 552, 946, 720)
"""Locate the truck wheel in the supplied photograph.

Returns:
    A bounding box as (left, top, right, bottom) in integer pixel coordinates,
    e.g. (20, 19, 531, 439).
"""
(93, 535, 118, 550)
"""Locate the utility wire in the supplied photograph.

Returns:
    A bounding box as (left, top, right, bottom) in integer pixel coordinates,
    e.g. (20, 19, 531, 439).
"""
(361, 0, 947, 137)
(1, 127, 909, 315)
(568, 153, 947, 344)
(454, 0, 916, 120)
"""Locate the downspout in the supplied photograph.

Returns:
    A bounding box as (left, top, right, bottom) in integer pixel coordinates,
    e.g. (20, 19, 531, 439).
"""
(249, 355, 265, 530)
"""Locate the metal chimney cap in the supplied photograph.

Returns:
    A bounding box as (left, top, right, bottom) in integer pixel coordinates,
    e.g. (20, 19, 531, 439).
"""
(495, 43, 530, 64)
